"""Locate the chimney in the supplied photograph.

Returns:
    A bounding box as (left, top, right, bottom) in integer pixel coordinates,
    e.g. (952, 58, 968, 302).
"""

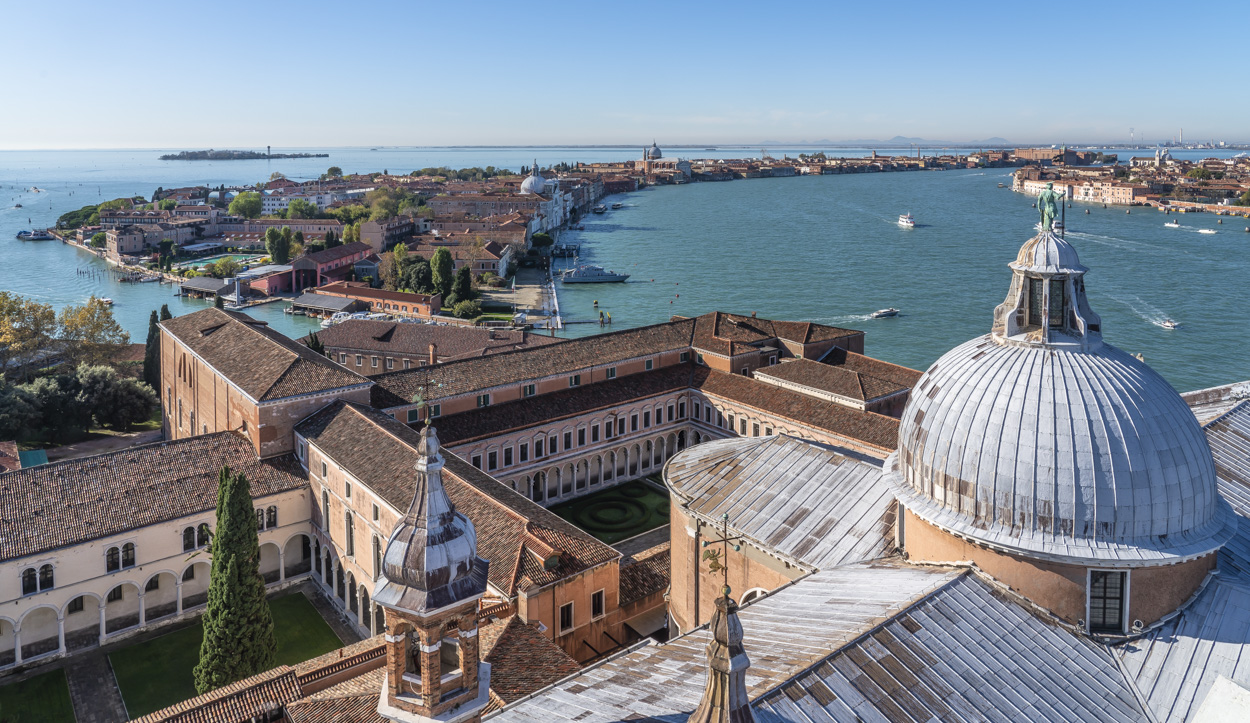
(428, 343, 437, 366)
(688, 596, 756, 722)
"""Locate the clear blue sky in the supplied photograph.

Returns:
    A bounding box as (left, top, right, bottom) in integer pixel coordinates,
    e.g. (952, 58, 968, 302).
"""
(4, 0, 1245, 149)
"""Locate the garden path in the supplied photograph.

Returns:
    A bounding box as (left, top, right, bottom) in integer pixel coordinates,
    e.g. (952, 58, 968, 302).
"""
(65, 653, 128, 723)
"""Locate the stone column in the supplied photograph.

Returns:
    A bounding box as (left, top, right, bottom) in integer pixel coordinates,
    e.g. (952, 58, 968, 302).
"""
(176, 580, 184, 614)
(138, 591, 146, 627)
(57, 613, 66, 654)
(418, 626, 441, 710)
(13, 626, 21, 665)
(98, 602, 107, 645)
(279, 549, 286, 582)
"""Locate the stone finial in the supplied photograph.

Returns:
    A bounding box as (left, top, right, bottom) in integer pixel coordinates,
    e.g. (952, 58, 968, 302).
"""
(688, 596, 756, 723)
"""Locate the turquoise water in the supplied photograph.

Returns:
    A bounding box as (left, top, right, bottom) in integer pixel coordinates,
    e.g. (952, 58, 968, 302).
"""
(3, 148, 1247, 391)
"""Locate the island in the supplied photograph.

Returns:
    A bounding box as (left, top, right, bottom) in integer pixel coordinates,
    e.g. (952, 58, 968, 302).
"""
(159, 149, 329, 161)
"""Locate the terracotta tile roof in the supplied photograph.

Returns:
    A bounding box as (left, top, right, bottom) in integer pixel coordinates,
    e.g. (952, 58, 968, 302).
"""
(293, 636, 386, 678)
(690, 312, 860, 357)
(160, 308, 370, 402)
(619, 542, 671, 605)
(695, 367, 900, 452)
(480, 616, 582, 703)
(753, 357, 909, 403)
(313, 320, 562, 362)
(820, 346, 924, 390)
(370, 318, 697, 407)
(301, 241, 372, 265)
(0, 432, 306, 563)
(294, 403, 618, 595)
(284, 694, 386, 723)
(129, 665, 302, 723)
(435, 364, 695, 445)
(313, 281, 438, 306)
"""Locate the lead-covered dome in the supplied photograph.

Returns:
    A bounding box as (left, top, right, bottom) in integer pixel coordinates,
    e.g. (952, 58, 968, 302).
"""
(647, 142, 662, 160)
(886, 229, 1234, 565)
(520, 160, 545, 195)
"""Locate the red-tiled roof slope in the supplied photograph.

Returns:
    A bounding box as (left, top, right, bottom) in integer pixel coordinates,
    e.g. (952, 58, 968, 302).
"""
(821, 346, 924, 390)
(301, 241, 371, 265)
(370, 317, 697, 407)
(129, 665, 302, 723)
(0, 432, 306, 563)
(283, 669, 386, 723)
(754, 357, 908, 402)
(160, 308, 369, 402)
(690, 312, 860, 357)
(312, 319, 563, 360)
(695, 367, 900, 452)
(480, 616, 582, 703)
(294, 402, 618, 595)
(619, 542, 671, 606)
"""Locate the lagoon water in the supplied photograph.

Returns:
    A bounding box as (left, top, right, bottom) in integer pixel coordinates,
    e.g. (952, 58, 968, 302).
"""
(2, 148, 1247, 391)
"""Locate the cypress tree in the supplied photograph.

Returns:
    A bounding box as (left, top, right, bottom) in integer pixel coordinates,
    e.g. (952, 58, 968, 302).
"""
(159, 304, 173, 321)
(143, 310, 160, 390)
(193, 467, 277, 694)
(214, 294, 225, 309)
(304, 332, 325, 357)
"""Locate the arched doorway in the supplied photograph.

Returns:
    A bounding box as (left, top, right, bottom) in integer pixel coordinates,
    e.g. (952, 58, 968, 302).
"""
(142, 571, 179, 623)
(104, 581, 142, 635)
(285, 533, 313, 578)
(62, 593, 103, 653)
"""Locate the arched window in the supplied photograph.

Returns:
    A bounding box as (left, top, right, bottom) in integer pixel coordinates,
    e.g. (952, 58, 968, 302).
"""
(266, 506, 278, 529)
(106, 547, 121, 573)
(122, 542, 136, 568)
(321, 490, 330, 531)
(21, 568, 37, 596)
(39, 564, 54, 591)
(345, 513, 355, 557)
(182, 567, 195, 582)
(183, 527, 196, 552)
(197, 523, 211, 547)
(373, 536, 382, 580)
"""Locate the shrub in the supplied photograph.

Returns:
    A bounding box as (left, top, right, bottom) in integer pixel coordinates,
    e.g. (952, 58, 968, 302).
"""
(452, 300, 481, 319)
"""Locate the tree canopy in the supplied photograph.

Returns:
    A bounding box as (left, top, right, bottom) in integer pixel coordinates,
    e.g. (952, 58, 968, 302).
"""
(227, 192, 263, 219)
(431, 248, 454, 299)
(265, 227, 292, 264)
(58, 297, 130, 367)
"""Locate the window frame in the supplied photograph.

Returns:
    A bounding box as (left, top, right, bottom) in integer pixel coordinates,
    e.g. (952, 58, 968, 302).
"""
(606, 367, 617, 380)
(644, 359, 653, 371)
(591, 589, 605, 620)
(1087, 569, 1129, 635)
(559, 601, 575, 635)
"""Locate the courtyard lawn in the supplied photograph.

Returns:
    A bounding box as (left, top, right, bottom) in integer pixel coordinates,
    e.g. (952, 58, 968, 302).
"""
(0, 668, 75, 723)
(549, 479, 670, 544)
(110, 592, 344, 718)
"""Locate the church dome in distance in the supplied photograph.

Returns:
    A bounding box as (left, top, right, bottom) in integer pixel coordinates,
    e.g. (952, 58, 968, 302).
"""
(886, 227, 1235, 566)
(520, 160, 545, 195)
(647, 141, 662, 160)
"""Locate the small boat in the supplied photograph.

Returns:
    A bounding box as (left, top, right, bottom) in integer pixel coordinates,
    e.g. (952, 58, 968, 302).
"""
(100, 298, 113, 306)
(561, 264, 629, 283)
(1198, 229, 1217, 235)
(871, 308, 900, 319)
(997, 183, 1005, 188)
(13, 204, 20, 209)
(898, 214, 915, 228)
(292, 309, 306, 316)
(1164, 220, 1180, 228)
(592, 204, 607, 214)
(1161, 319, 1179, 330)
(611, 202, 623, 209)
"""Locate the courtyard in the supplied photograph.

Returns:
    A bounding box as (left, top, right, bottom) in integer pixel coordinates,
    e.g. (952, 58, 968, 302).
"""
(107, 590, 344, 718)
(549, 478, 671, 544)
(0, 667, 75, 722)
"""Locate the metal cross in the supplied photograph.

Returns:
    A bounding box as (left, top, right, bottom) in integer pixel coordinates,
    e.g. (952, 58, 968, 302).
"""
(701, 513, 746, 602)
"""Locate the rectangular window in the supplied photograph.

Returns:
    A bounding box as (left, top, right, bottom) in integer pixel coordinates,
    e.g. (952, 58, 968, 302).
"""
(1028, 277, 1044, 327)
(741, 366, 750, 375)
(728, 414, 735, 431)
(407, 408, 419, 423)
(477, 394, 491, 408)
(643, 411, 651, 428)
(321, 461, 328, 478)
(108, 587, 124, 603)
(559, 602, 574, 634)
(680, 351, 689, 363)
(520, 443, 530, 462)
(740, 418, 748, 435)
(569, 375, 581, 388)
(769, 355, 778, 365)
(549, 436, 557, 454)
(752, 423, 760, 437)
(697, 353, 704, 365)
(1049, 279, 1066, 328)
(578, 428, 586, 446)
(667, 404, 675, 422)
(371, 356, 379, 368)
(765, 427, 773, 436)
(606, 367, 616, 379)
(145, 577, 160, 592)
(403, 359, 412, 369)
(679, 402, 686, 419)
(472, 454, 482, 469)
(718, 411, 724, 427)
(372, 504, 380, 522)
(488, 450, 498, 471)
(386, 357, 394, 369)
(430, 404, 441, 418)
(564, 431, 573, 450)
(617, 418, 626, 436)
(523, 383, 536, 397)
(1089, 571, 1126, 634)
(345, 480, 352, 498)
(356, 355, 363, 366)
(339, 353, 347, 363)
(591, 590, 605, 619)
(591, 425, 600, 443)
(644, 359, 653, 371)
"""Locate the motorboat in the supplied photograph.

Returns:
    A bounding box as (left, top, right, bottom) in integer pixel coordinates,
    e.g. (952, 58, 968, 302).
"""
(871, 308, 900, 318)
(592, 204, 607, 214)
(997, 182, 1005, 188)
(898, 214, 915, 228)
(1199, 229, 1217, 235)
(16, 229, 54, 240)
(561, 264, 629, 283)
(100, 298, 113, 306)
(611, 202, 623, 209)
(1164, 219, 1180, 228)
(1161, 319, 1179, 330)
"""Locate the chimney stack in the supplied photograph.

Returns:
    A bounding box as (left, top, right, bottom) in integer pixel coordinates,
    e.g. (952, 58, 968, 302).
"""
(429, 343, 437, 366)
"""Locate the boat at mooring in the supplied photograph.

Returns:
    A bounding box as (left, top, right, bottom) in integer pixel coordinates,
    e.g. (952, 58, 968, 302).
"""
(561, 264, 629, 283)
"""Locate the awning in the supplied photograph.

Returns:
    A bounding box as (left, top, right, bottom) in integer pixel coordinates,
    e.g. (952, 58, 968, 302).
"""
(624, 605, 668, 637)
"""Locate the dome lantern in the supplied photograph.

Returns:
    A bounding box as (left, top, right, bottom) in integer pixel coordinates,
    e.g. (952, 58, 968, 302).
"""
(990, 229, 1101, 351)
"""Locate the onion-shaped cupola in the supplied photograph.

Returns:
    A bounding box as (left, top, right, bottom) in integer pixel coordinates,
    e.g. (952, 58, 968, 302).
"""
(374, 425, 489, 616)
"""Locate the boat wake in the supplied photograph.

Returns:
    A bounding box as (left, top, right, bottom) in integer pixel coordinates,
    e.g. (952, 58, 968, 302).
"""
(1065, 230, 1162, 253)
(1111, 294, 1174, 328)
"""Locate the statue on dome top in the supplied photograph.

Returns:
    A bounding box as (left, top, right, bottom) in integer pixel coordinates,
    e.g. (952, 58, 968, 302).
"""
(1038, 182, 1065, 231)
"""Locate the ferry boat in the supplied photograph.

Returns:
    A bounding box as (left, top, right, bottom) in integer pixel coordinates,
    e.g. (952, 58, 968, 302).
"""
(592, 204, 607, 214)
(871, 308, 900, 318)
(897, 214, 915, 228)
(1164, 219, 1180, 228)
(1161, 319, 1179, 330)
(611, 202, 623, 209)
(16, 229, 54, 240)
(561, 264, 629, 283)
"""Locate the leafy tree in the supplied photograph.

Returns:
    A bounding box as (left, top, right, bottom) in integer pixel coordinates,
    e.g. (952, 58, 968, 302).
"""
(228, 192, 263, 219)
(158, 199, 178, 211)
(530, 232, 554, 250)
(305, 332, 325, 356)
(21, 375, 90, 438)
(269, 171, 286, 181)
(392, 243, 409, 278)
(1237, 189, 1250, 207)
(326, 166, 343, 177)
(286, 198, 321, 219)
(447, 265, 475, 305)
(193, 467, 278, 694)
(206, 258, 242, 279)
(0, 292, 60, 382)
(100, 377, 158, 430)
(160, 304, 173, 321)
(143, 310, 161, 390)
(405, 260, 433, 294)
(451, 299, 481, 319)
(431, 248, 454, 299)
(293, 230, 304, 247)
(58, 297, 129, 367)
(369, 199, 398, 221)
(0, 384, 36, 440)
(264, 227, 291, 264)
(1186, 167, 1212, 180)
(90, 232, 107, 249)
(327, 204, 371, 226)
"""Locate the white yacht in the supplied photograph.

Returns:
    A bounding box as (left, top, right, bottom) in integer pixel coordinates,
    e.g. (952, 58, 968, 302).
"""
(1199, 229, 1217, 235)
(1164, 219, 1180, 227)
(871, 308, 900, 318)
(1161, 319, 1179, 330)
(898, 213, 915, 228)
(561, 264, 629, 283)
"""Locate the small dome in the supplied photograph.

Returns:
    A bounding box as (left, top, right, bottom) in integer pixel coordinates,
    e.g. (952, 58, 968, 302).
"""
(647, 142, 662, 160)
(520, 160, 544, 195)
(1011, 230, 1087, 276)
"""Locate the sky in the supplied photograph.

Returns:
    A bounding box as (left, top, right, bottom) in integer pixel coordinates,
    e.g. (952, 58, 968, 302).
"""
(2, 0, 1246, 149)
